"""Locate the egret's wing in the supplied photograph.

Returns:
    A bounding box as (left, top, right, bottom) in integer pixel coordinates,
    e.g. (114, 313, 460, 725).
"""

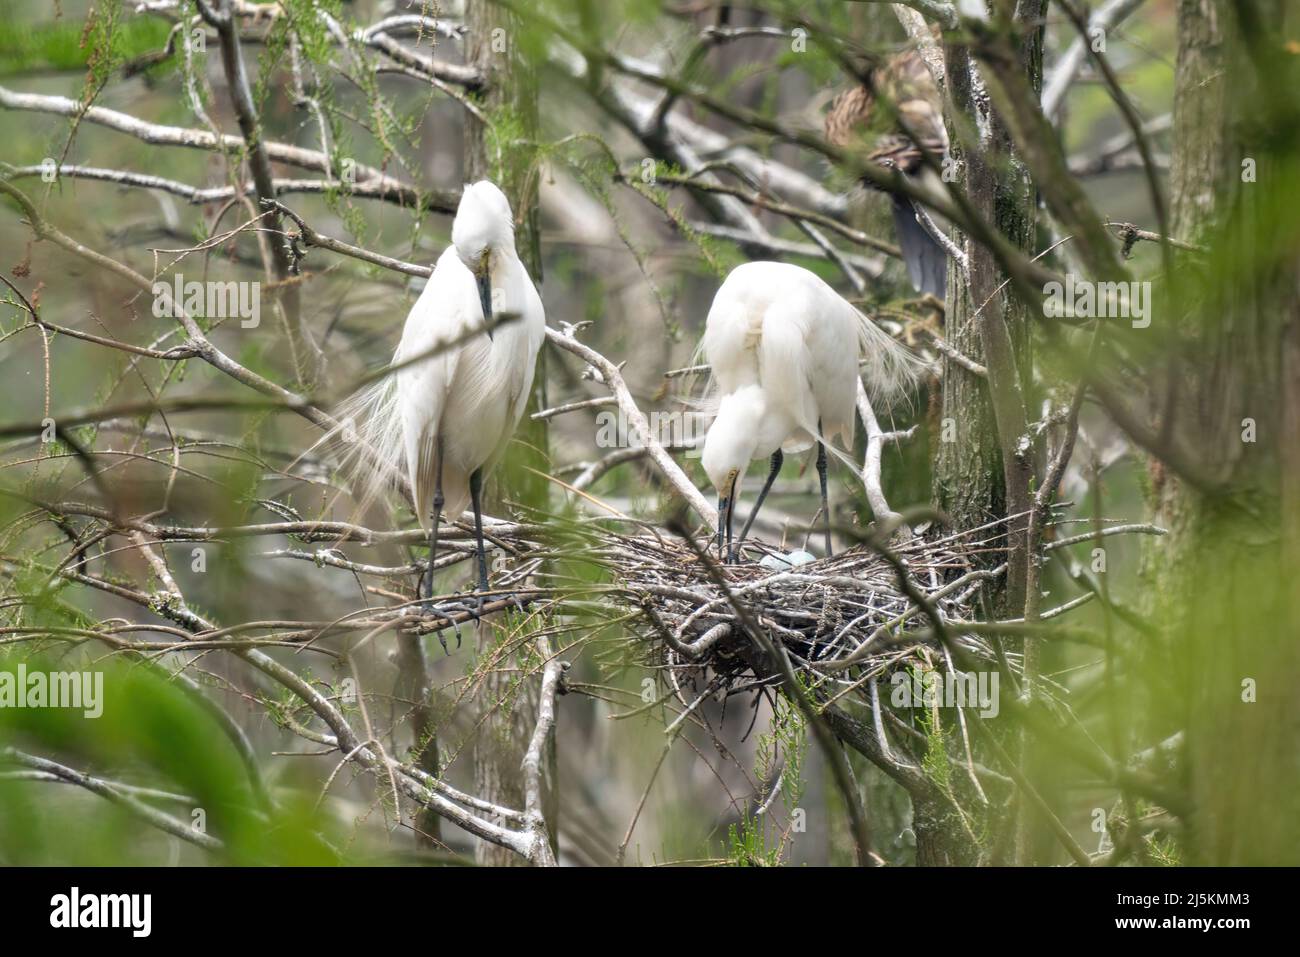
(482, 259, 547, 477)
(502, 261, 546, 420)
(395, 248, 484, 527)
(805, 288, 864, 449)
(759, 281, 861, 469)
(704, 298, 763, 410)
(508, 272, 547, 421)
(758, 301, 823, 440)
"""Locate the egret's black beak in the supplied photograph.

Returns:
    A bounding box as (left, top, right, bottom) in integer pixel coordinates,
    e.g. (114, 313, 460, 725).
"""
(476, 264, 494, 340)
(716, 493, 729, 562)
(717, 473, 737, 563)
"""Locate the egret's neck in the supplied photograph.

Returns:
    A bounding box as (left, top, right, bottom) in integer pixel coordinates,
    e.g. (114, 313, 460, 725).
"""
(487, 239, 520, 269)
(486, 246, 526, 307)
(722, 386, 799, 461)
(718, 386, 766, 422)
(703, 389, 764, 482)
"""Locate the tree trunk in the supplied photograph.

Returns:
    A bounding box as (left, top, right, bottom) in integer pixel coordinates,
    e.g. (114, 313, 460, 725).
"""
(463, 0, 556, 866)
(396, 634, 441, 847)
(929, 8, 1042, 864)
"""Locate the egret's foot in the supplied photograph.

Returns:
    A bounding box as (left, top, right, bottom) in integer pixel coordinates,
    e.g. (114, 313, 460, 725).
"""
(486, 588, 529, 617)
(472, 590, 489, 620)
(418, 600, 470, 653)
(727, 542, 755, 564)
(724, 545, 749, 565)
(438, 587, 488, 624)
(464, 588, 529, 620)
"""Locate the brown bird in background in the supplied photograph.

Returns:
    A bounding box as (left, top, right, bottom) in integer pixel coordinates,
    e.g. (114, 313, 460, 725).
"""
(826, 49, 949, 299)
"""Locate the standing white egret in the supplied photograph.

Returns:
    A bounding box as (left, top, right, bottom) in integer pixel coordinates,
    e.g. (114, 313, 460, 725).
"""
(337, 181, 545, 623)
(699, 261, 922, 562)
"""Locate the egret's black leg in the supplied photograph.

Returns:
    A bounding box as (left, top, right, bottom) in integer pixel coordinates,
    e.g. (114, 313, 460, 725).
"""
(734, 450, 782, 561)
(816, 437, 832, 558)
(724, 474, 736, 564)
(421, 436, 446, 607)
(469, 467, 490, 596)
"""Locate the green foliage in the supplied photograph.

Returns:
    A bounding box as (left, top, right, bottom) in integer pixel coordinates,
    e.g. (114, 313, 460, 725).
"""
(0, 653, 339, 864)
(0, 6, 171, 79)
(1144, 832, 1180, 867)
(253, 8, 293, 122)
(79, 1, 134, 96)
(725, 814, 781, 866)
(626, 176, 734, 281)
(282, 0, 342, 67)
(756, 685, 807, 817)
(912, 664, 952, 792)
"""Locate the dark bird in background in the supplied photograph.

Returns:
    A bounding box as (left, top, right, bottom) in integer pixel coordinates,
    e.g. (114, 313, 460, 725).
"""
(826, 49, 949, 300)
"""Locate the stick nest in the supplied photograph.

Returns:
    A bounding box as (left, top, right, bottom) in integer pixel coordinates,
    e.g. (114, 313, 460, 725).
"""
(611, 522, 1018, 705)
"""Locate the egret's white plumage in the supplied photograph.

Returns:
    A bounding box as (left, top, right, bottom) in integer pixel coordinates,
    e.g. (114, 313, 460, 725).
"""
(699, 261, 923, 558)
(395, 204, 544, 528)
(331, 181, 544, 598)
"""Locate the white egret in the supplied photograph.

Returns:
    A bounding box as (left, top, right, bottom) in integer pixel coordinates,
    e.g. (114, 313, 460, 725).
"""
(699, 261, 923, 562)
(337, 181, 545, 626)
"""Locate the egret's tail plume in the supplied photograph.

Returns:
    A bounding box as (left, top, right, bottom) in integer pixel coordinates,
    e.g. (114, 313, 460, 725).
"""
(314, 377, 409, 524)
(851, 305, 931, 407)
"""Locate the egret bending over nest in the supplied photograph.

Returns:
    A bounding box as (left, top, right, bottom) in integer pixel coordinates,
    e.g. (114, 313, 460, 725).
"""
(700, 262, 923, 563)
(338, 181, 545, 623)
